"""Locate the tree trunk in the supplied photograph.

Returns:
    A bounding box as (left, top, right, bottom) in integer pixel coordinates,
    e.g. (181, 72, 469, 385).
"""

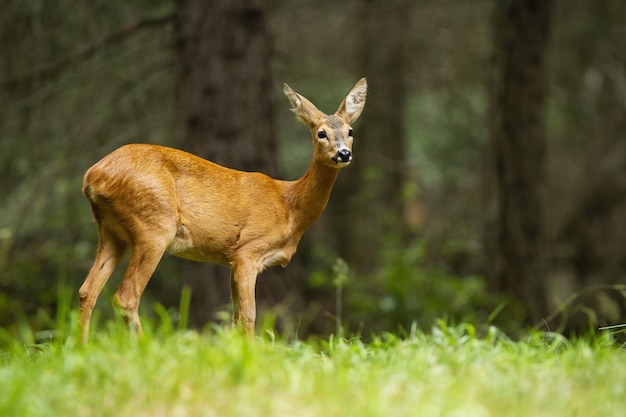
(176, 0, 277, 173)
(486, 0, 553, 324)
(174, 0, 282, 328)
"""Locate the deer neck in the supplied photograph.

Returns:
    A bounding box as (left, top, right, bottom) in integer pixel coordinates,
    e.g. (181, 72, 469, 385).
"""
(285, 158, 340, 233)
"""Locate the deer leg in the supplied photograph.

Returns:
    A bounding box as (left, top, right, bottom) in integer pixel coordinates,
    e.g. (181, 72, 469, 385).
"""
(79, 227, 127, 344)
(231, 261, 258, 335)
(113, 241, 168, 336)
(230, 268, 240, 325)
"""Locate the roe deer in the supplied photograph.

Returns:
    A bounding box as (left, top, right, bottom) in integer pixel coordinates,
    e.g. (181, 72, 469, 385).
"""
(78, 78, 367, 342)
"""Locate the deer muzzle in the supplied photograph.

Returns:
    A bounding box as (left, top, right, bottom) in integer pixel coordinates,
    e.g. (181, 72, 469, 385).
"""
(333, 149, 352, 164)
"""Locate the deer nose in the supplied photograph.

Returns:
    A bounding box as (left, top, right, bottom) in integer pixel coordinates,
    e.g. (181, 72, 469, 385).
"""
(334, 149, 352, 163)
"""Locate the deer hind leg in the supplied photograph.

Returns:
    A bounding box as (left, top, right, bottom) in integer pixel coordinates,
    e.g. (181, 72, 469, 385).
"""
(230, 260, 259, 335)
(79, 227, 128, 344)
(112, 236, 171, 336)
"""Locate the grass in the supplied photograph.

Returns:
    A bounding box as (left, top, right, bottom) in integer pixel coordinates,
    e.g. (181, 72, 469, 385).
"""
(0, 318, 624, 417)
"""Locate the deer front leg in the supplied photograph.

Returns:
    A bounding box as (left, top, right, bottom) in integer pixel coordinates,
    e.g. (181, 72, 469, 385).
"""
(230, 261, 258, 335)
(230, 268, 240, 325)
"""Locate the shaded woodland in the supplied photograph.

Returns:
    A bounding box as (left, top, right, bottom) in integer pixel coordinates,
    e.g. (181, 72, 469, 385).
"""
(1, 0, 625, 338)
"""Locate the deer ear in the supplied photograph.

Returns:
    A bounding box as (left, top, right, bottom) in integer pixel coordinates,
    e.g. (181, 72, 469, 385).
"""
(336, 78, 367, 124)
(283, 83, 323, 129)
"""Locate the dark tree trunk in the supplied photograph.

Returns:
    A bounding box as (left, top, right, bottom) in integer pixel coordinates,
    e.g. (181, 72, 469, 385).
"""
(176, 0, 277, 174)
(174, 0, 284, 328)
(486, 0, 554, 324)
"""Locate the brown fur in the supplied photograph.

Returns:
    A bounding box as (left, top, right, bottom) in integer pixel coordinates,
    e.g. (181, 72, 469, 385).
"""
(78, 78, 367, 342)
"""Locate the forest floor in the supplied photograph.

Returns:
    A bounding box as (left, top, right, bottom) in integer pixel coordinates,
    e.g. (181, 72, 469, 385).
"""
(0, 320, 624, 417)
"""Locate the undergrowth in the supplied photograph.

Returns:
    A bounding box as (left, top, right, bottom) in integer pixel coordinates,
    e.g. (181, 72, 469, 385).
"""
(0, 311, 624, 417)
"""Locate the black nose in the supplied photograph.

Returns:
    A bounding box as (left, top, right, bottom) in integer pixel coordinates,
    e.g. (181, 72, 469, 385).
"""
(335, 149, 352, 163)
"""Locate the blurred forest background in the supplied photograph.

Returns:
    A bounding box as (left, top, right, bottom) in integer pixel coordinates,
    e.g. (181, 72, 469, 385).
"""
(1, 0, 625, 339)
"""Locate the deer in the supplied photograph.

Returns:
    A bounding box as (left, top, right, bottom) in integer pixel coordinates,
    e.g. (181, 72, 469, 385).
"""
(78, 78, 367, 342)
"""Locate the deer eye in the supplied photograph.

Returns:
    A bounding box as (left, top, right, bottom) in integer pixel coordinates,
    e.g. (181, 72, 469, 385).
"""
(348, 129, 353, 137)
(317, 130, 327, 139)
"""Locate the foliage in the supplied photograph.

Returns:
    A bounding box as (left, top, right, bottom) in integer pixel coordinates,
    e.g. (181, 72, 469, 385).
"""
(1, 319, 625, 417)
(353, 238, 496, 334)
(309, 234, 497, 336)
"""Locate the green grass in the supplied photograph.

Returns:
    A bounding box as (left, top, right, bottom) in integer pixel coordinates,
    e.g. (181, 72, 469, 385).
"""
(0, 321, 624, 417)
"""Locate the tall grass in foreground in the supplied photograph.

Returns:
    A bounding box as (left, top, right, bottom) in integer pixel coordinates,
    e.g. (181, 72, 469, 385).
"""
(0, 319, 624, 417)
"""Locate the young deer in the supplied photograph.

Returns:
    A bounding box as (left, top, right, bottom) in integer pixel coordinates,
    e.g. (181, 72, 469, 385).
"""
(78, 78, 367, 342)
